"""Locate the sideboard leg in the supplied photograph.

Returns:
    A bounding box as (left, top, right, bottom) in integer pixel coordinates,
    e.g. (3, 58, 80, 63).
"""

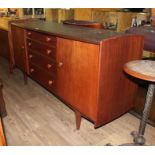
(23, 73, 28, 85)
(75, 110, 81, 130)
(9, 62, 14, 74)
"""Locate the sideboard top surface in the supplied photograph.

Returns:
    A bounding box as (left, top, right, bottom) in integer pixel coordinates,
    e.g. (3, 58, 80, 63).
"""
(11, 20, 127, 44)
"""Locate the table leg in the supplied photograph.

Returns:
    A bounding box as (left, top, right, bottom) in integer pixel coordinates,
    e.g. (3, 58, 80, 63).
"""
(132, 83, 155, 145)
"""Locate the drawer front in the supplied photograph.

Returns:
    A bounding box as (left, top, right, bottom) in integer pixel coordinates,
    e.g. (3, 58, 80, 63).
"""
(27, 39, 56, 59)
(28, 50, 56, 75)
(29, 62, 56, 92)
(26, 30, 56, 46)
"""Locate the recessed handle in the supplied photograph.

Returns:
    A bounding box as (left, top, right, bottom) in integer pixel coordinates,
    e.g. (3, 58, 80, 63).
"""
(58, 62, 63, 68)
(29, 54, 33, 59)
(46, 37, 51, 42)
(47, 64, 52, 69)
(30, 68, 34, 73)
(27, 32, 32, 36)
(48, 80, 53, 85)
(28, 42, 32, 46)
(46, 49, 52, 55)
(21, 46, 25, 49)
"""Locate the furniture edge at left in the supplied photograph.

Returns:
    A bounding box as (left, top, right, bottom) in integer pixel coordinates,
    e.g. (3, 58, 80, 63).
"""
(0, 18, 38, 74)
(0, 79, 7, 146)
(0, 79, 7, 117)
(0, 118, 6, 146)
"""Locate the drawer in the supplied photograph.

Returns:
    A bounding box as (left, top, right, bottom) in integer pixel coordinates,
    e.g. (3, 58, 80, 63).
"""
(26, 30, 56, 46)
(27, 39, 56, 59)
(28, 50, 56, 74)
(29, 62, 56, 92)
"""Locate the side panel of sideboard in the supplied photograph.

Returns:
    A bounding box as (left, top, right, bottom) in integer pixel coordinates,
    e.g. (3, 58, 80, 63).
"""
(96, 35, 144, 127)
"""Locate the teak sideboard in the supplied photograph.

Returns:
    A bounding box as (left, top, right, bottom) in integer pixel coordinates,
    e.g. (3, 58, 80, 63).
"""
(10, 21, 144, 129)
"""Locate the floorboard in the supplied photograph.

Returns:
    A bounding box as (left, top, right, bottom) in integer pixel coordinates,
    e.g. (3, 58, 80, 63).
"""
(0, 57, 155, 146)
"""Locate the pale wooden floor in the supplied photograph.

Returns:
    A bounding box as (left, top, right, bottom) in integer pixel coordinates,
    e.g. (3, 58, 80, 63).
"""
(0, 58, 155, 146)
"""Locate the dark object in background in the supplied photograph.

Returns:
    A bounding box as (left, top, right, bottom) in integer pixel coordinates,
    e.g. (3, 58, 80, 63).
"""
(126, 26, 155, 53)
(34, 8, 44, 15)
(23, 8, 33, 15)
(39, 17, 46, 21)
(7, 8, 17, 16)
(63, 19, 104, 29)
(123, 8, 144, 12)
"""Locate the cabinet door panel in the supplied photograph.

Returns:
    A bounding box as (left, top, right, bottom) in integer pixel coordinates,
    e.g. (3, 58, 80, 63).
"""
(11, 26, 28, 72)
(56, 38, 99, 120)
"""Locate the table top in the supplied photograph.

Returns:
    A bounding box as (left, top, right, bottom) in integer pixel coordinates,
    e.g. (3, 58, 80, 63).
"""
(124, 60, 155, 82)
(11, 20, 127, 45)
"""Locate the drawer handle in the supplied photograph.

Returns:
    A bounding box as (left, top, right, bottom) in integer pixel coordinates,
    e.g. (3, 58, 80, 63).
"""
(46, 37, 51, 42)
(48, 80, 53, 85)
(46, 49, 52, 55)
(29, 54, 33, 59)
(30, 68, 34, 73)
(28, 42, 32, 46)
(21, 46, 25, 49)
(58, 62, 63, 68)
(47, 64, 52, 69)
(27, 32, 32, 36)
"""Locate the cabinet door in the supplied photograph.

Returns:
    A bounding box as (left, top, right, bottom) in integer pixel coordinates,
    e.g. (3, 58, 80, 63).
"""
(11, 25, 28, 73)
(56, 38, 99, 121)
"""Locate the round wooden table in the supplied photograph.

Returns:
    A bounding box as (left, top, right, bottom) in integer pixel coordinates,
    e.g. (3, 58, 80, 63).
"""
(124, 60, 155, 145)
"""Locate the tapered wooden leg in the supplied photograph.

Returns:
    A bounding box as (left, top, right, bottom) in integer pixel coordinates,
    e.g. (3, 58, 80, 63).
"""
(9, 62, 14, 74)
(75, 110, 81, 130)
(23, 73, 28, 85)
